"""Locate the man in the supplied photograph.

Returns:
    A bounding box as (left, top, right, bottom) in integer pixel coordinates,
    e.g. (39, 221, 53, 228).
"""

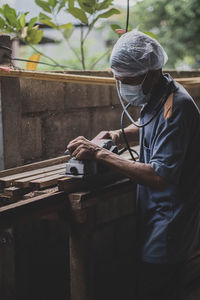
(67, 30, 200, 299)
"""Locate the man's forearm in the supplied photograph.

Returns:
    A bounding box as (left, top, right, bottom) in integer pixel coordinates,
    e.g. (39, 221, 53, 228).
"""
(96, 148, 167, 191)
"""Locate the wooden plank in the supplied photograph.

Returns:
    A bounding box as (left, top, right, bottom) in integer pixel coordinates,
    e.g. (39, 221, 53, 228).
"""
(0, 163, 66, 187)
(30, 173, 66, 189)
(0, 155, 70, 177)
(14, 168, 66, 188)
(0, 69, 200, 88)
(68, 179, 136, 210)
(0, 191, 68, 230)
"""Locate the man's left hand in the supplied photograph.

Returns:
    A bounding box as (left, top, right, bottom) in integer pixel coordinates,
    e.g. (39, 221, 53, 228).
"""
(67, 136, 102, 160)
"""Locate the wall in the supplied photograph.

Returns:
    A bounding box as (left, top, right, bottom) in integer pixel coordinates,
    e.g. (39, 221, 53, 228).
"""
(0, 71, 200, 168)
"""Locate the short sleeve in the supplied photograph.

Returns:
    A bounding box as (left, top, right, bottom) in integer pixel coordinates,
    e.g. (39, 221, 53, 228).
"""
(150, 104, 191, 185)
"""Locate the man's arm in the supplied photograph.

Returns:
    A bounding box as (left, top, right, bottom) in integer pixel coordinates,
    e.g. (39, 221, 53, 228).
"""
(67, 136, 167, 191)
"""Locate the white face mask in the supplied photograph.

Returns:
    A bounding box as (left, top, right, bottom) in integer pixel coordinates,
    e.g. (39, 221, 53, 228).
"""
(119, 73, 150, 106)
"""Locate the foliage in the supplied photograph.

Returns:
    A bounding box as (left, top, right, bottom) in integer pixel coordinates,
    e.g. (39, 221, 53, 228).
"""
(34, 0, 121, 69)
(0, 4, 43, 44)
(130, 0, 200, 68)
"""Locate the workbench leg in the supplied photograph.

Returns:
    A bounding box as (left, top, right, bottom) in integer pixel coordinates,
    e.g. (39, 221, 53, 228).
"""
(69, 210, 94, 300)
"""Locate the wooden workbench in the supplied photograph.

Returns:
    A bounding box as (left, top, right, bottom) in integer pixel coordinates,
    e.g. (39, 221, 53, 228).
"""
(0, 151, 138, 300)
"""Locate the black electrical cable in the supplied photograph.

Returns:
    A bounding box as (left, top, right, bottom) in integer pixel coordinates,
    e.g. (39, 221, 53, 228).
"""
(125, 0, 130, 32)
(121, 103, 139, 161)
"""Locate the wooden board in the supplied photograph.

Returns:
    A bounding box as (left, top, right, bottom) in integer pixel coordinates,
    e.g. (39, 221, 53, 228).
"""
(30, 173, 66, 189)
(0, 163, 66, 187)
(0, 155, 70, 178)
(14, 168, 66, 188)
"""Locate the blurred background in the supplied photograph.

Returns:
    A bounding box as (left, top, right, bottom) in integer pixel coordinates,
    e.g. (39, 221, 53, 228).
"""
(0, 0, 199, 71)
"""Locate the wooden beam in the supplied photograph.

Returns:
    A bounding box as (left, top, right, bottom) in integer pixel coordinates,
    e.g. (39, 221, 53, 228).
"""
(0, 69, 115, 86)
(0, 69, 200, 88)
(0, 191, 68, 229)
(68, 179, 136, 210)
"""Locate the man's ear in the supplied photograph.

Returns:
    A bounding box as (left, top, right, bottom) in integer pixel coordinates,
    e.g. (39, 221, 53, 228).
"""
(143, 70, 161, 94)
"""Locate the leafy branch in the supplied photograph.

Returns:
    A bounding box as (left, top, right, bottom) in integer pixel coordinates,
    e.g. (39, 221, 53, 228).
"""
(0, 3, 62, 66)
(36, 0, 121, 69)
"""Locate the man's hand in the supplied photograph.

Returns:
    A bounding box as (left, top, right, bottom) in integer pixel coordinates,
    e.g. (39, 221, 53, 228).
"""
(107, 129, 123, 147)
(67, 136, 102, 160)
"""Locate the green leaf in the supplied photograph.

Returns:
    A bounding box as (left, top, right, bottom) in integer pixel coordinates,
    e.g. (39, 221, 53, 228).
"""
(110, 23, 120, 32)
(77, 0, 94, 14)
(40, 19, 58, 29)
(67, 7, 88, 24)
(68, 0, 75, 9)
(35, 0, 52, 13)
(59, 22, 73, 29)
(28, 17, 38, 32)
(0, 17, 5, 29)
(27, 28, 44, 44)
(96, 0, 114, 11)
(63, 26, 74, 39)
(97, 8, 120, 19)
(91, 8, 120, 27)
(3, 4, 18, 27)
(39, 12, 51, 20)
(48, 0, 57, 8)
(19, 13, 26, 28)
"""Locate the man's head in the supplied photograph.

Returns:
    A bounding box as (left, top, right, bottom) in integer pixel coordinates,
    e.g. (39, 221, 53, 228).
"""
(110, 30, 167, 78)
(110, 30, 168, 105)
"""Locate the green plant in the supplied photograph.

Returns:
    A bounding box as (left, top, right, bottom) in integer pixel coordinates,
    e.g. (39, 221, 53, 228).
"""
(0, 3, 61, 66)
(0, 4, 42, 44)
(35, 0, 121, 69)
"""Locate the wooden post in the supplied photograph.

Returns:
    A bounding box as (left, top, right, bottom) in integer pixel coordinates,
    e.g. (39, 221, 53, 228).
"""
(0, 77, 22, 169)
(0, 34, 12, 65)
(69, 208, 95, 300)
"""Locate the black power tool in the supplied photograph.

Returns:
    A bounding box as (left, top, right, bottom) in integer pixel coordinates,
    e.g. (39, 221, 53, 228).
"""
(65, 132, 118, 178)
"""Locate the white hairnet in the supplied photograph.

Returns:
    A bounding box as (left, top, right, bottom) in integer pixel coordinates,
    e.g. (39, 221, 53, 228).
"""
(110, 30, 168, 77)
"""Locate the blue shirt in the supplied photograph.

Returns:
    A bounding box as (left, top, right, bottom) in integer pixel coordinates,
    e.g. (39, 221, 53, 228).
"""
(137, 74, 200, 263)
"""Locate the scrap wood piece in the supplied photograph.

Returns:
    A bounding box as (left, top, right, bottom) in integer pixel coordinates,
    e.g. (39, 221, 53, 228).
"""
(14, 168, 66, 188)
(3, 186, 32, 199)
(68, 178, 136, 210)
(0, 163, 66, 188)
(0, 191, 68, 230)
(58, 171, 125, 194)
(30, 173, 66, 189)
(23, 187, 59, 199)
(0, 155, 70, 178)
